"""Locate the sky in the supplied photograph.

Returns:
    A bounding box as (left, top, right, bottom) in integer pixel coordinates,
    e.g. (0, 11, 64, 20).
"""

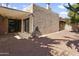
(1, 3, 69, 18)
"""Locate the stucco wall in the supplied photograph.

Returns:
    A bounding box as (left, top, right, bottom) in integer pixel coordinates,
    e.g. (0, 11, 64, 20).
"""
(0, 18, 8, 34)
(32, 5, 59, 35)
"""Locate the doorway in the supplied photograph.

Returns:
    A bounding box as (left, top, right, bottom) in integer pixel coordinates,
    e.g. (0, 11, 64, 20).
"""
(8, 19, 21, 33)
(24, 18, 29, 33)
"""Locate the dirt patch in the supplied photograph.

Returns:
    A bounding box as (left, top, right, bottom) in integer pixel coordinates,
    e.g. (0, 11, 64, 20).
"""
(0, 30, 79, 56)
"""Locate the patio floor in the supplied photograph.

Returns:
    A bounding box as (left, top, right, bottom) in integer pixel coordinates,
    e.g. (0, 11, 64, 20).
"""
(0, 30, 79, 56)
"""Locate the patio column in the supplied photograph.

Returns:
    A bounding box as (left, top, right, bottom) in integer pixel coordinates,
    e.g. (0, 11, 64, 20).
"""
(21, 19, 24, 33)
(29, 15, 33, 34)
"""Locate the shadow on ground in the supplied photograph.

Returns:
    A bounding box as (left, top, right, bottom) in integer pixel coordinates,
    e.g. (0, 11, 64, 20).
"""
(0, 33, 79, 56)
(0, 37, 50, 56)
(0, 34, 60, 56)
(0, 34, 68, 56)
(66, 40, 79, 52)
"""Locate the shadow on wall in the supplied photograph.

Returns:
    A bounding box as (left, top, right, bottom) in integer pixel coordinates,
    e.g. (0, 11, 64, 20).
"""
(31, 26, 42, 37)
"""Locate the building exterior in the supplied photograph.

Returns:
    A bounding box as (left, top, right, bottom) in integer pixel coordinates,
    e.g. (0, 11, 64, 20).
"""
(0, 4, 59, 36)
(59, 17, 66, 31)
(59, 17, 72, 31)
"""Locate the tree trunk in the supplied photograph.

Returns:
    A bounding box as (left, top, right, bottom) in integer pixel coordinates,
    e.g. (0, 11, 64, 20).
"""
(71, 23, 79, 32)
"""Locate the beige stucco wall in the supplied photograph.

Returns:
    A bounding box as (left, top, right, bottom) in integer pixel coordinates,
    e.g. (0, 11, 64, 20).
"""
(32, 5, 59, 35)
(0, 4, 59, 35)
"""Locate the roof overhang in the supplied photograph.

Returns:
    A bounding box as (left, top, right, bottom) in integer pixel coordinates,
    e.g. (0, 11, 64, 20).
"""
(0, 6, 31, 19)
